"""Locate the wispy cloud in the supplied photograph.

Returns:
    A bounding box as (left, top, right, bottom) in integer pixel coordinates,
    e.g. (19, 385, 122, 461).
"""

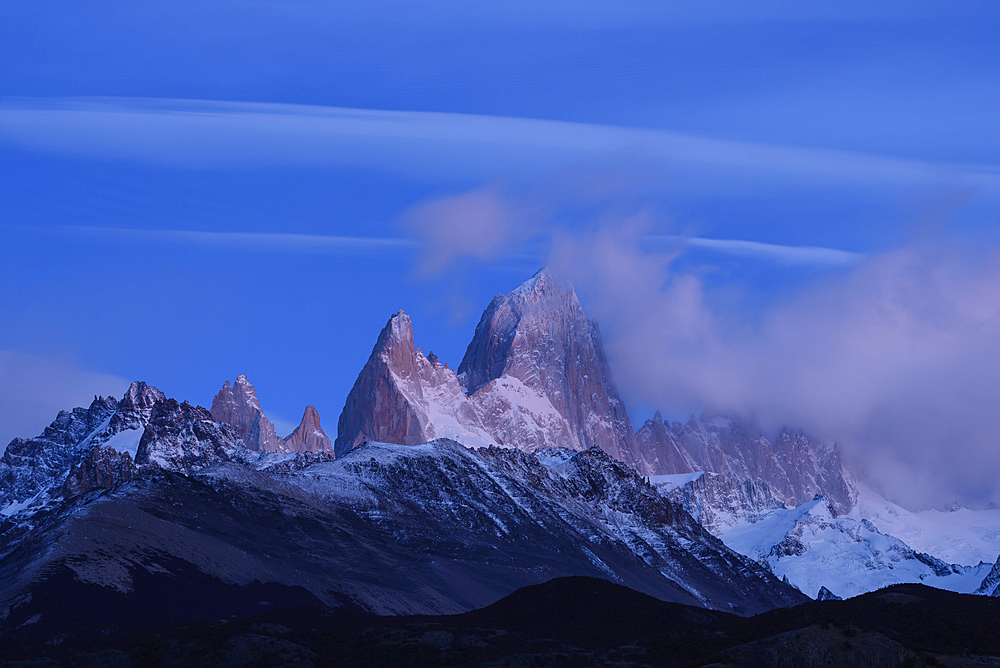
(0, 97, 998, 192)
(24, 225, 417, 255)
(645, 235, 864, 266)
(404, 184, 865, 276)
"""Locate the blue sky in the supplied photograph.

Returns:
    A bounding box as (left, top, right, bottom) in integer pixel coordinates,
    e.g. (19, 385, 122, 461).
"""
(2, 1, 1000, 504)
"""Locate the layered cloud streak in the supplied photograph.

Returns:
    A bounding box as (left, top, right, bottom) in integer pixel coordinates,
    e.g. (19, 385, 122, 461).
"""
(1, 97, 998, 194)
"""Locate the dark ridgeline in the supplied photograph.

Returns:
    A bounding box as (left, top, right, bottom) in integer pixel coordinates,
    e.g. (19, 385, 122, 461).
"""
(2, 578, 997, 667)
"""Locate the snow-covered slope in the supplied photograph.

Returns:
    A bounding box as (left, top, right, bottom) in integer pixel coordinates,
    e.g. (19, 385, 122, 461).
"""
(135, 398, 249, 472)
(654, 471, 786, 534)
(718, 496, 993, 601)
(0, 431, 806, 632)
(467, 375, 574, 453)
(848, 485, 1000, 567)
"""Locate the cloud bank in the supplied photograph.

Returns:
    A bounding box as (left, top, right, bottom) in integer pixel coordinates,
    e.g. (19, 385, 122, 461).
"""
(408, 184, 1000, 510)
(551, 230, 1000, 510)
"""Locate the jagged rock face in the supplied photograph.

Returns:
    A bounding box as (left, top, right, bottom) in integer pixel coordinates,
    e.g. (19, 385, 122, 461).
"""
(657, 471, 786, 535)
(0, 381, 166, 516)
(816, 585, 842, 601)
(458, 270, 640, 466)
(210, 376, 283, 452)
(282, 405, 333, 453)
(335, 310, 494, 457)
(771, 428, 855, 515)
(640, 413, 856, 514)
(135, 399, 245, 473)
(975, 555, 1000, 596)
(62, 444, 135, 498)
(635, 411, 697, 475)
(0, 396, 119, 512)
(670, 415, 772, 482)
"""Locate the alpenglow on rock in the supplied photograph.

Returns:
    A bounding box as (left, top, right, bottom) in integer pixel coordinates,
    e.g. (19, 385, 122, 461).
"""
(636, 412, 857, 515)
(334, 270, 642, 466)
(211, 375, 333, 454)
(283, 405, 332, 453)
(334, 310, 495, 457)
(458, 270, 641, 467)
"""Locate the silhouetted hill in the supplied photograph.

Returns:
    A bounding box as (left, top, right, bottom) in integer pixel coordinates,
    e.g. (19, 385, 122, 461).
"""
(3, 576, 1000, 666)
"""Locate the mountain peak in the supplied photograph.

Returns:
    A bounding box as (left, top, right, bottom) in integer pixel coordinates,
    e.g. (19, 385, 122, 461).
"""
(283, 405, 333, 453)
(367, 309, 418, 377)
(119, 381, 165, 411)
(458, 271, 640, 467)
(210, 375, 282, 452)
(509, 268, 580, 310)
(335, 308, 496, 456)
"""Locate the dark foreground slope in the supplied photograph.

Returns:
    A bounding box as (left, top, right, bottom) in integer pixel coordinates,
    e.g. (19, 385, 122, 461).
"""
(0, 439, 802, 639)
(2, 577, 999, 667)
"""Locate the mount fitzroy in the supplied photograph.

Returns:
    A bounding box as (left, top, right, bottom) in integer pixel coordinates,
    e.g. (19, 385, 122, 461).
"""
(335, 270, 856, 517)
(0, 269, 877, 635)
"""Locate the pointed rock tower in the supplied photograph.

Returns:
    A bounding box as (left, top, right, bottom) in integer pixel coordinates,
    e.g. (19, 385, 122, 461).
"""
(210, 375, 283, 452)
(211, 375, 334, 454)
(335, 270, 644, 467)
(458, 269, 642, 467)
(283, 405, 333, 453)
(334, 310, 494, 458)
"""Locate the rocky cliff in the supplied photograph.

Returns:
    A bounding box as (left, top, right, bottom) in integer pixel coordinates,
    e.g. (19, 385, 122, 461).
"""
(282, 405, 333, 453)
(335, 270, 643, 466)
(334, 310, 494, 457)
(637, 413, 856, 515)
(210, 375, 283, 452)
(211, 375, 333, 454)
(0, 381, 163, 516)
(135, 399, 246, 473)
(458, 270, 641, 467)
(62, 444, 136, 498)
(655, 471, 786, 535)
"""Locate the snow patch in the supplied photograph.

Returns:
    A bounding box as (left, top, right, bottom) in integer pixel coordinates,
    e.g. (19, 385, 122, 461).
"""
(648, 471, 705, 491)
(102, 428, 143, 459)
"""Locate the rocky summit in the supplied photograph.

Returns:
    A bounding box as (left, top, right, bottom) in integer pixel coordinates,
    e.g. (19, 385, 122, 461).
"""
(282, 405, 332, 453)
(335, 270, 644, 468)
(211, 375, 333, 454)
(334, 309, 496, 457)
(210, 375, 283, 452)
